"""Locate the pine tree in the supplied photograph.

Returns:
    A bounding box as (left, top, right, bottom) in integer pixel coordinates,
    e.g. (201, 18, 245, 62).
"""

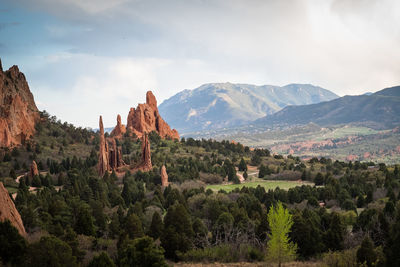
(148, 211, 163, 240)
(238, 158, 247, 171)
(266, 202, 297, 267)
(357, 236, 377, 267)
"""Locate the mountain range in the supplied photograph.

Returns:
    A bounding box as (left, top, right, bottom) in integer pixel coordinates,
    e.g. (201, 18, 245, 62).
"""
(158, 83, 338, 133)
(255, 86, 400, 129)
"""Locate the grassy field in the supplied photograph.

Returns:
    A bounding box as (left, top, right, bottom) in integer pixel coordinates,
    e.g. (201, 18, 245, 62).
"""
(206, 179, 314, 192)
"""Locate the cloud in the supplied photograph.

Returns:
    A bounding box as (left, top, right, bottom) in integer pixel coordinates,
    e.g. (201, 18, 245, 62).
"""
(0, 22, 20, 31)
(3, 0, 400, 128)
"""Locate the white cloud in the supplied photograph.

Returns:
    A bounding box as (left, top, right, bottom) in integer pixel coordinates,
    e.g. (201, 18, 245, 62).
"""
(5, 0, 400, 127)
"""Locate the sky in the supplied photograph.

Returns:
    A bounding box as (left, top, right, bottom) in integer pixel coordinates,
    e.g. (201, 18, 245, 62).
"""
(1, 0, 399, 128)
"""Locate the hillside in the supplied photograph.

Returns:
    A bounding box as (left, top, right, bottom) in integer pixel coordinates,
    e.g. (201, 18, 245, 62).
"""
(159, 83, 338, 133)
(255, 86, 400, 129)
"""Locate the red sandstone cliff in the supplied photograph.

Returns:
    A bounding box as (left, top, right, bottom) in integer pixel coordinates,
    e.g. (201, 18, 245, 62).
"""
(115, 91, 179, 140)
(0, 182, 26, 236)
(0, 59, 39, 147)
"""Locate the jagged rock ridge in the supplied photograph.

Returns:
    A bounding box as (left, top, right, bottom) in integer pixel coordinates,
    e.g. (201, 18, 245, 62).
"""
(0, 59, 39, 147)
(111, 91, 179, 140)
(0, 182, 26, 236)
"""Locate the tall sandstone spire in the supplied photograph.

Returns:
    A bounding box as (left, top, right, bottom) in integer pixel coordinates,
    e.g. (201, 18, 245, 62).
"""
(110, 114, 126, 137)
(138, 132, 152, 171)
(0, 60, 39, 147)
(161, 165, 169, 187)
(98, 116, 110, 176)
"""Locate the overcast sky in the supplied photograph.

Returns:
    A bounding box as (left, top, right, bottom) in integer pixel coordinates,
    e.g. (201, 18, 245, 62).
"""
(1, 0, 399, 128)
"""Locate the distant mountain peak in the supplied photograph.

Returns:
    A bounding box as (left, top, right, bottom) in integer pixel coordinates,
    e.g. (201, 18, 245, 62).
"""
(159, 82, 338, 133)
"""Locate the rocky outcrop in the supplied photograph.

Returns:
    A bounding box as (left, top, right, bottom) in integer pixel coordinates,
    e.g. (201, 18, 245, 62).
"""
(109, 138, 125, 170)
(137, 133, 152, 171)
(98, 116, 110, 176)
(98, 116, 125, 176)
(161, 165, 168, 187)
(124, 91, 179, 140)
(29, 160, 39, 178)
(0, 182, 26, 236)
(0, 59, 39, 147)
(110, 114, 126, 137)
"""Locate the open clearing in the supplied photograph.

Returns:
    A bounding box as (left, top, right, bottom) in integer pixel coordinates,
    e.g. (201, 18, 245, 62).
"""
(206, 179, 314, 192)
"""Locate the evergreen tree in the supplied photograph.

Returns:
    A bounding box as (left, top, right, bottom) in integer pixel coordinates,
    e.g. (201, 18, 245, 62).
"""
(324, 212, 346, 251)
(385, 204, 400, 266)
(266, 202, 297, 267)
(0, 220, 27, 265)
(314, 172, 324, 186)
(27, 236, 77, 267)
(88, 252, 116, 267)
(161, 203, 194, 260)
(238, 158, 247, 171)
(125, 213, 144, 239)
(357, 236, 377, 267)
(148, 211, 163, 240)
(119, 236, 167, 267)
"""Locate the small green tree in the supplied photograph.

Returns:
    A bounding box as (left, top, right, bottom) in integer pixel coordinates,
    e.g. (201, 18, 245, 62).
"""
(266, 202, 297, 267)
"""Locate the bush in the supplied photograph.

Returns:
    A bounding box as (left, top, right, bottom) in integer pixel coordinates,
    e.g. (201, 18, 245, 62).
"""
(178, 244, 264, 263)
(118, 236, 167, 267)
(0, 220, 27, 265)
(322, 248, 357, 267)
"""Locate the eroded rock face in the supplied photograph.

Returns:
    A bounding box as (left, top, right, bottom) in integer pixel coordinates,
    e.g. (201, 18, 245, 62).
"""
(110, 114, 126, 137)
(0, 182, 26, 236)
(137, 133, 152, 171)
(29, 160, 39, 178)
(0, 60, 39, 147)
(98, 116, 125, 176)
(109, 138, 125, 170)
(161, 165, 169, 187)
(125, 91, 179, 140)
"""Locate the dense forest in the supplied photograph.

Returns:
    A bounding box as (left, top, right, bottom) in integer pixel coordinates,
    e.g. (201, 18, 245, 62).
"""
(0, 111, 400, 266)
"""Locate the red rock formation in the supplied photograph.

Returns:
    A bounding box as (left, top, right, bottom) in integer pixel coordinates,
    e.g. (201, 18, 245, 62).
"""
(125, 91, 179, 140)
(110, 114, 126, 137)
(109, 138, 125, 170)
(0, 60, 39, 147)
(29, 160, 39, 178)
(98, 116, 126, 176)
(161, 165, 169, 187)
(137, 132, 152, 171)
(0, 182, 26, 236)
(98, 116, 110, 176)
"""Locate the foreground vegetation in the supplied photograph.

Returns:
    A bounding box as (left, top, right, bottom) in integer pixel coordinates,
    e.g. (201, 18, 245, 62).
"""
(0, 111, 399, 266)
